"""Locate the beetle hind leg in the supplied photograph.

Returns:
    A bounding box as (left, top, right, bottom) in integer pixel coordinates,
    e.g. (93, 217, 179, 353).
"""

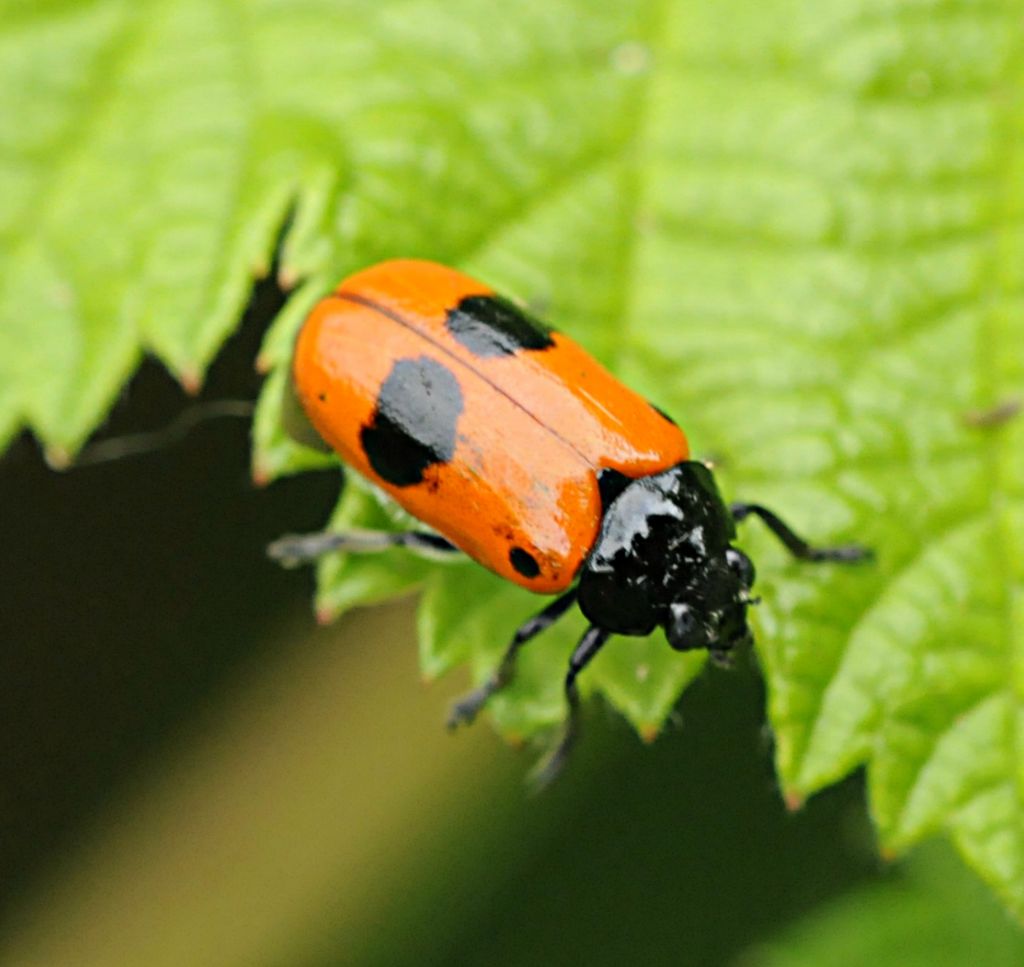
(267, 529, 458, 567)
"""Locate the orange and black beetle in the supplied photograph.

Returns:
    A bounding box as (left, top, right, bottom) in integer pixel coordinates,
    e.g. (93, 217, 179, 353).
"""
(271, 260, 869, 780)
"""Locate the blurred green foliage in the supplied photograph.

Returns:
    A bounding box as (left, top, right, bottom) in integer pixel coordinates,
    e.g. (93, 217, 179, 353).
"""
(1, 0, 1023, 942)
(748, 843, 1024, 967)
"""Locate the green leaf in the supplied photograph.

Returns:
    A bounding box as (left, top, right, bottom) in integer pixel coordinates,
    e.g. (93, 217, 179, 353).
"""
(4, 0, 1024, 923)
(417, 565, 705, 739)
(0, 1, 347, 460)
(745, 843, 1024, 967)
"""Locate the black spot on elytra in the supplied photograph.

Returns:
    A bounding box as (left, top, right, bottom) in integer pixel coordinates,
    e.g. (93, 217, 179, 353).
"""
(446, 294, 554, 357)
(360, 357, 463, 487)
(510, 546, 541, 578)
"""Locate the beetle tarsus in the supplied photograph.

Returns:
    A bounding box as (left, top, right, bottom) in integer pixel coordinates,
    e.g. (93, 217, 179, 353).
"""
(528, 723, 578, 790)
(267, 529, 458, 566)
(446, 682, 498, 730)
(266, 532, 348, 567)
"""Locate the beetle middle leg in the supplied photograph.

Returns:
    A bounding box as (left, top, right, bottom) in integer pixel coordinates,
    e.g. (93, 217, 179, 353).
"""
(447, 588, 579, 729)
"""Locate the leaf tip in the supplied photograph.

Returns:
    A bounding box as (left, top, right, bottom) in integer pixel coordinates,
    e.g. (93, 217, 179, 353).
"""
(315, 604, 338, 626)
(255, 351, 274, 375)
(251, 458, 272, 488)
(278, 264, 301, 291)
(639, 722, 660, 744)
(179, 367, 203, 396)
(44, 445, 72, 471)
(783, 789, 805, 812)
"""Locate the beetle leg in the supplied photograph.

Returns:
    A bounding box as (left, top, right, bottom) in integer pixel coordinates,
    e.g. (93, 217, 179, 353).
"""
(529, 624, 612, 789)
(730, 503, 872, 563)
(267, 529, 458, 567)
(447, 589, 579, 729)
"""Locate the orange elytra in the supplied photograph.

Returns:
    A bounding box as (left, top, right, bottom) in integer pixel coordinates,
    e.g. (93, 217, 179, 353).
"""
(291, 259, 689, 593)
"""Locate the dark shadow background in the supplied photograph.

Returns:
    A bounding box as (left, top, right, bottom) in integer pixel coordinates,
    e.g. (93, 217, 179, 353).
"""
(0, 277, 880, 965)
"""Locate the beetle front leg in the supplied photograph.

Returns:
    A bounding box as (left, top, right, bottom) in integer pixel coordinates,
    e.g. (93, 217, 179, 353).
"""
(447, 589, 579, 729)
(730, 503, 872, 563)
(529, 623, 612, 789)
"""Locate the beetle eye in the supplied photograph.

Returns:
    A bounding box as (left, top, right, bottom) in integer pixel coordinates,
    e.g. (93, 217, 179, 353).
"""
(667, 603, 709, 651)
(725, 548, 755, 589)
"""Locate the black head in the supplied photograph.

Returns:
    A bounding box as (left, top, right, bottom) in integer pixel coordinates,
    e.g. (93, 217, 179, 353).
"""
(577, 462, 756, 656)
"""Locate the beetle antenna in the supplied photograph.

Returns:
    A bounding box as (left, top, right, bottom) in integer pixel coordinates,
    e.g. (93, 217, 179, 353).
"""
(65, 399, 255, 468)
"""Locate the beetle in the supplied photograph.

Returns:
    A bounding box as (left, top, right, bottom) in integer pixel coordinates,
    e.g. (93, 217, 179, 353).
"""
(269, 259, 870, 781)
